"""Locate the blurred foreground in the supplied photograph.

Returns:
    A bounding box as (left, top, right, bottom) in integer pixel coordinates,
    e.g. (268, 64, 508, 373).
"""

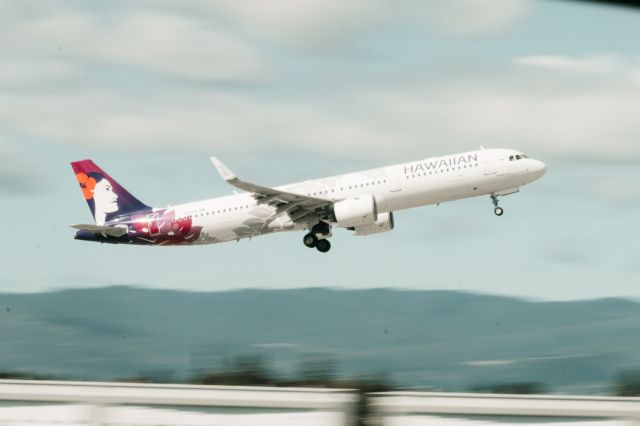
(1, 380, 640, 426)
(3, 287, 640, 395)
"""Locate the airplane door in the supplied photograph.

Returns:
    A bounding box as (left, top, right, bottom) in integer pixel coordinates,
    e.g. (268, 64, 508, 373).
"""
(389, 172, 403, 192)
(496, 155, 509, 176)
(483, 150, 497, 175)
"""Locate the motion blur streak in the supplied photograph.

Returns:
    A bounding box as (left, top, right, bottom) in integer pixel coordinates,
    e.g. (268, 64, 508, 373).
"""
(0, 380, 356, 426)
(3, 381, 640, 425)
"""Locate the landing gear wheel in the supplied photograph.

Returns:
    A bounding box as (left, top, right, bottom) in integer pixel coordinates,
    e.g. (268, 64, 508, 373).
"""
(311, 221, 331, 236)
(490, 195, 503, 216)
(316, 239, 331, 253)
(303, 233, 318, 248)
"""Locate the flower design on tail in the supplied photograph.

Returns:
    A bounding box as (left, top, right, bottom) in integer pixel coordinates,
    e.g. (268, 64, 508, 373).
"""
(76, 172, 96, 200)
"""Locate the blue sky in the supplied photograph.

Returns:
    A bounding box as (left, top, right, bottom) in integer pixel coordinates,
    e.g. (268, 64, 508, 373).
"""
(1, 0, 639, 300)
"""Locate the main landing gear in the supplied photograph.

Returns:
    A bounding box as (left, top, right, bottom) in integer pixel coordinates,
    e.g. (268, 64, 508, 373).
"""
(491, 194, 504, 216)
(303, 222, 332, 253)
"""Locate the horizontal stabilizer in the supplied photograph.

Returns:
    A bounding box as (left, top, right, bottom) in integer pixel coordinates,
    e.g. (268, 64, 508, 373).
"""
(71, 224, 128, 237)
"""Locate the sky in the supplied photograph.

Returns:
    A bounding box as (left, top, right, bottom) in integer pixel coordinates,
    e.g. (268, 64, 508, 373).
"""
(0, 0, 639, 300)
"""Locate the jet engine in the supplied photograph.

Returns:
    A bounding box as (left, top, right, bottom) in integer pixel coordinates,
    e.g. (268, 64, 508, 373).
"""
(333, 195, 377, 228)
(353, 212, 394, 236)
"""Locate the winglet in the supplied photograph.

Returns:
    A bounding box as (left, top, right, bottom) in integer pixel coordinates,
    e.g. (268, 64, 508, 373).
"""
(210, 157, 237, 182)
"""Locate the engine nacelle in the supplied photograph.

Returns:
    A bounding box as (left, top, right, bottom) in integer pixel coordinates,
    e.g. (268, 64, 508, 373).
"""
(353, 212, 394, 236)
(333, 195, 377, 228)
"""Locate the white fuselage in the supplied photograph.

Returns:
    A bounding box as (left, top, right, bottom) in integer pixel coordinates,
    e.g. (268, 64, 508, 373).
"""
(168, 148, 546, 245)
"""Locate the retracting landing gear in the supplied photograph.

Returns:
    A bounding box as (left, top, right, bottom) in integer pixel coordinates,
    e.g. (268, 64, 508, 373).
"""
(303, 221, 332, 253)
(491, 194, 504, 216)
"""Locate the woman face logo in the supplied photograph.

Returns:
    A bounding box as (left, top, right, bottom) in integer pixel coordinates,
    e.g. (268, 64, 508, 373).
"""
(76, 172, 119, 225)
(93, 178, 119, 215)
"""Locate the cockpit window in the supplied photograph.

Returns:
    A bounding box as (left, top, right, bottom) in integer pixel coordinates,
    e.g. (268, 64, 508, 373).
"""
(510, 154, 529, 161)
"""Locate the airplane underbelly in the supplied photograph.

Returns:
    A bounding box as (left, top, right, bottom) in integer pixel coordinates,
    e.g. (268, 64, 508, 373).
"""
(382, 174, 488, 211)
(194, 210, 299, 244)
(195, 219, 245, 244)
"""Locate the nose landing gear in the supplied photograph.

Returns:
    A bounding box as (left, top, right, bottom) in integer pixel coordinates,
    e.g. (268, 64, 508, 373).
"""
(491, 194, 504, 216)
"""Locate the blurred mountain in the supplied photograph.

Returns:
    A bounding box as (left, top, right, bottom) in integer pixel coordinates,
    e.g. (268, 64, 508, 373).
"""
(1, 287, 639, 393)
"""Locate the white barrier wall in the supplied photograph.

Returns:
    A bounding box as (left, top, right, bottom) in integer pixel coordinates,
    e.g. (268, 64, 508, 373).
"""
(4, 381, 640, 426)
(0, 380, 357, 426)
(370, 392, 640, 426)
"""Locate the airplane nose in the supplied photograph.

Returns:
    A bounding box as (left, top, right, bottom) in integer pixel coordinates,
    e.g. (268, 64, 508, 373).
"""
(533, 160, 546, 178)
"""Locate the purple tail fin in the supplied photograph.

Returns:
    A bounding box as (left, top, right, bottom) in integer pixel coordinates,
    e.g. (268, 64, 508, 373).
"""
(71, 160, 150, 225)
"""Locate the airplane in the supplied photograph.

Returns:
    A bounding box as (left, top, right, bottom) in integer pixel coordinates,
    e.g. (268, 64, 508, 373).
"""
(71, 148, 546, 253)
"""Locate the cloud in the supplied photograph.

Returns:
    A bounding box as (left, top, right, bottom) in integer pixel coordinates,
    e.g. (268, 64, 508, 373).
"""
(152, 0, 530, 49)
(423, 0, 530, 38)
(3, 63, 640, 162)
(0, 61, 81, 89)
(428, 89, 640, 160)
(1, 2, 638, 163)
(517, 55, 625, 74)
(0, 88, 407, 160)
(0, 147, 44, 197)
(0, 4, 267, 83)
(0, 172, 41, 197)
(205, 0, 390, 49)
(517, 54, 640, 87)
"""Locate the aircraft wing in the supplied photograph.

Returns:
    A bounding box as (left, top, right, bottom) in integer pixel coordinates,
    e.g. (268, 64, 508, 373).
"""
(210, 157, 334, 225)
(70, 224, 128, 237)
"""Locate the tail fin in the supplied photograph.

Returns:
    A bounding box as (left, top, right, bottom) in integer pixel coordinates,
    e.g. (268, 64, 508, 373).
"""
(71, 160, 150, 225)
